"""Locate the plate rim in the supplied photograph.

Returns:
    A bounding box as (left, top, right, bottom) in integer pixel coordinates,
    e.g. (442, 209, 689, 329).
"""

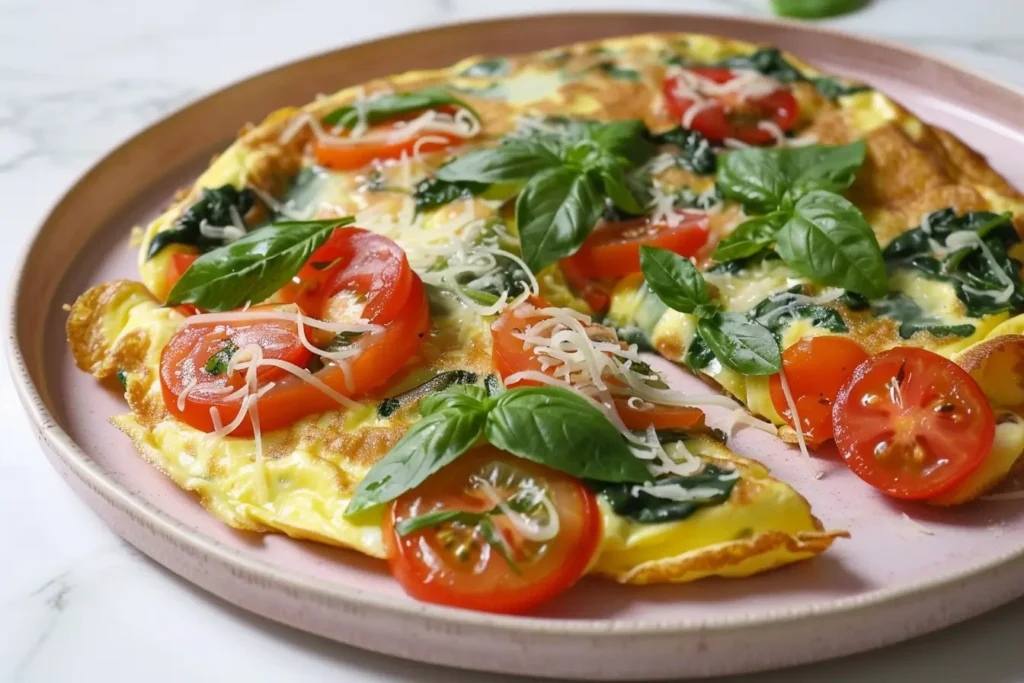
(8, 6, 1024, 645)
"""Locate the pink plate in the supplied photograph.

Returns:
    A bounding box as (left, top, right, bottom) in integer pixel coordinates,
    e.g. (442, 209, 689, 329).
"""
(8, 12, 1024, 680)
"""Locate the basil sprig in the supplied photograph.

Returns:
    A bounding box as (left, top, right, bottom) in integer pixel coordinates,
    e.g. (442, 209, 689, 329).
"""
(322, 87, 477, 128)
(713, 142, 888, 298)
(640, 246, 781, 375)
(436, 119, 656, 272)
(346, 385, 649, 515)
(166, 217, 354, 311)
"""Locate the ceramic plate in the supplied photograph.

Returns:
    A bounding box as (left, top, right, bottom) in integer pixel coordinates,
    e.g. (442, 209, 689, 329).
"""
(9, 12, 1024, 680)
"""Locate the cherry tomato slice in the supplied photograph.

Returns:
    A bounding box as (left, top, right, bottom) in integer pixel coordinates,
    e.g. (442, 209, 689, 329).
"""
(559, 257, 612, 314)
(662, 67, 798, 145)
(769, 336, 869, 447)
(384, 446, 601, 614)
(832, 347, 995, 500)
(313, 106, 462, 171)
(615, 398, 706, 432)
(562, 212, 709, 280)
(282, 227, 414, 324)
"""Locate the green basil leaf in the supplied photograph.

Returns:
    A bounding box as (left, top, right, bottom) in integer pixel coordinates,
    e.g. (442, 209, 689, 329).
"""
(477, 517, 521, 573)
(783, 141, 867, 199)
(600, 163, 646, 215)
(413, 177, 488, 212)
(517, 166, 604, 272)
(587, 119, 655, 166)
(435, 140, 562, 183)
(711, 216, 783, 263)
(716, 142, 866, 213)
(166, 218, 353, 311)
(322, 87, 476, 128)
(715, 149, 789, 214)
(485, 387, 649, 483)
(775, 190, 888, 298)
(419, 384, 488, 416)
(639, 245, 712, 315)
(395, 509, 483, 536)
(345, 407, 486, 515)
(697, 312, 781, 375)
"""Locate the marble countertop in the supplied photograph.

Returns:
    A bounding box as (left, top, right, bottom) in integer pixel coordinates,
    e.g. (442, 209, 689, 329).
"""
(2, 0, 1023, 681)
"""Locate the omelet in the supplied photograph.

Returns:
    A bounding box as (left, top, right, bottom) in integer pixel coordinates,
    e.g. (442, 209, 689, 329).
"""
(68, 32, 1024, 605)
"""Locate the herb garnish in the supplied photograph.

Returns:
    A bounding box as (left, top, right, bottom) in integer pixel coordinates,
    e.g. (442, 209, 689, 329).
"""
(377, 370, 479, 419)
(147, 186, 255, 260)
(713, 141, 888, 298)
(594, 462, 739, 524)
(166, 217, 354, 311)
(650, 127, 716, 175)
(204, 342, 238, 376)
(346, 385, 649, 515)
(396, 506, 521, 573)
(435, 119, 656, 272)
(640, 246, 781, 375)
(413, 177, 488, 213)
(711, 47, 870, 102)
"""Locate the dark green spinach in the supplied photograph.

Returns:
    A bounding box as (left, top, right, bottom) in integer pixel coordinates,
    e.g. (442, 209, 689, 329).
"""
(650, 127, 716, 175)
(413, 177, 488, 213)
(594, 462, 738, 524)
(147, 186, 255, 260)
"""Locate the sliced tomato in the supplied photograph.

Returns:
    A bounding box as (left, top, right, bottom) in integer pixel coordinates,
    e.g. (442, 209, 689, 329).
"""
(615, 398, 705, 432)
(562, 212, 709, 280)
(313, 106, 462, 170)
(769, 336, 869, 447)
(559, 257, 612, 314)
(281, 227, 414, 324)
(384, 446, 601, 614)
(663, 67, 798, 145)
(832, 347, 995, 500)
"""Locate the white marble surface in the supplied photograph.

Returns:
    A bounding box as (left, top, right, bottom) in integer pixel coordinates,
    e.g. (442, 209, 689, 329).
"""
(2, 0, 1023, 681)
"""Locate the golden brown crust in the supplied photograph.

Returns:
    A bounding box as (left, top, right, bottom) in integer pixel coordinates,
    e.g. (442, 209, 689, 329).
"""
(66, 280, 154, 378)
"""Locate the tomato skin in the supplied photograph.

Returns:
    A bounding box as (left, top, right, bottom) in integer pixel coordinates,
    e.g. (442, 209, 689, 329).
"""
(383, 447, 601, 614)
(769, 336, 869, 447)
(832, 347, 995, 500)
(562, 213, 709, 280)
(313, 106, 463, 170)
(662, 68, 799, 145)
(615, 398, 705, 432)
(559, 257, 612, 314)
(283, 227, 414, 324)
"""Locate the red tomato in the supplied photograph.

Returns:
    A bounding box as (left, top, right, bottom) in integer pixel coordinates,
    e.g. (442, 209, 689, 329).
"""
(559, 257, 612, 314)
(662, 67, 799, 145)
(283, 227, 414, 323)
(769, 336, 869, 447)
(562, 213, 709, 280)
(615, 398, 706, 432)
(383, 447, 601, 614)
(158, 251, 198, 301)
(313, 106, 463, 170)
(832, 347, 995, 500)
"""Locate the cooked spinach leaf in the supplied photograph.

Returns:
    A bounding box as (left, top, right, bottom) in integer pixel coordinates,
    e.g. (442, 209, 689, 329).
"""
(377, 370, 479, 419)
(116, 368, 128, 388)
(684, 334, 716, 371)
(810, 76, 870, 100)
(204, 342, 238, 376)
(460, 58, 510, 78)
(413, 177, 488, 213)
(883, 209, 1024, 317)
(147, 185, 255, 260)
(872, 293, 976, 339)
(749, 286, 848, 340)
(593, 462, 738, 524)
(650, 127, 716, 175)
(322, 87, 476, 129)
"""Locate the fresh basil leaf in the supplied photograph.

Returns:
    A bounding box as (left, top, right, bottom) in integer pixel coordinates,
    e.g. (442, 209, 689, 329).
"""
(436, 139, 562, 184)
(322, 87, 476, 128)
(517, 166, 604, 272)
(783, 141, 867, 199)
(587, 119, 655, 167)
(147, 185, 255, 260)
(716, 142, 866, 213)
(697, 312, 781, 375)
(166, 218, 354, 311)
(419, 384, 488, 417)
(203, 342, 237, 376)
(460, 58, 510, 78)
(599, 163, 646, 215)
(346, 407, 486, 515)
(485, 387, 650, 483)
(639, 245, 712, 315)
(775, 190, 888, 298)
(771, 0, 869, 19)
(711, 215, 783, 263)
(594, 463, 738, 524)
(414, 177, 488, 212)
(652, 127, 716, 176)
(684, 334, 715, 371)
